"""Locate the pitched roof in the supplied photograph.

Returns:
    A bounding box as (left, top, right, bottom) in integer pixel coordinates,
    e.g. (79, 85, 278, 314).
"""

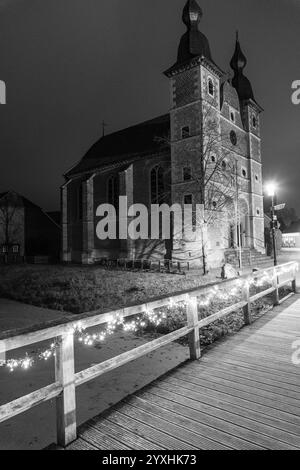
(65, 114, 170, 178)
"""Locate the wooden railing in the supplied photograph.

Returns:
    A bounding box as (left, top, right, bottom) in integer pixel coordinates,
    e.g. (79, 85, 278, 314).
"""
(0, 261, 297, 447)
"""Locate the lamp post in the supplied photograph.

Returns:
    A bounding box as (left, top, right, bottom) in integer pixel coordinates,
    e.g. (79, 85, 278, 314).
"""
(266, 183, 277, 266)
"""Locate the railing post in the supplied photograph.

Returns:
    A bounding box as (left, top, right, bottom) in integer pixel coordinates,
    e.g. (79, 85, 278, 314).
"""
(186, 296, 201, 360)
(55, 333, 77, 447)
(273, 267, 280, 306)
(292, 264, 297, 293)
(243, 280, 252, 325)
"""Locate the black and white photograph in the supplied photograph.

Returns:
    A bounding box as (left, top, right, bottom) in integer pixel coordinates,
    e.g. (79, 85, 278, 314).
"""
(0, 0, 299, 453)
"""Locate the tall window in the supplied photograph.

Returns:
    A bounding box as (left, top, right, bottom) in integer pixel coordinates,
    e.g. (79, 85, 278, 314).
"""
(75, 184, 83, 221)
(108, 175, 119, 210)
(151, 166, 164, 204)
(183, 166, 192, 181)
(208, 78, 214, 97)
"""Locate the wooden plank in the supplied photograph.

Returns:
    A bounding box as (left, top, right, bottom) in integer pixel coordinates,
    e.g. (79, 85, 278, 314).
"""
(202, 353, 300, 386)
(140, 389, 300, 449)
(75, 326, 191, 387)
(175, 369, 300, 411)
(250, 286, 275, 302)
(243, 281, 252, 324)
(107, 408, 195, 450)
(55, 333, 77, 447)
(171, 371, 300, 416)
(155, 379, 300, 436)
(186, 296, 201, 359)
(145, 385, 300, 449)
(197, 300, 247, 329)
(78, 422, 131, 450)
(91, 417, 162, 450)
(162, 376, 300, 426)
(0, 382, 62, 424)
(66, 438, 98, 451)
(208, 347, 300, 375)
(186, 361, 300, 397)
(115, 401, 230, 450)
(125, 394, 264, 450)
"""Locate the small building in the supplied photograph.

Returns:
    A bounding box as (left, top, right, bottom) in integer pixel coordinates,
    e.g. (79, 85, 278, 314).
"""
(0, 191, 61, 263)
(282, 221, 300, 250)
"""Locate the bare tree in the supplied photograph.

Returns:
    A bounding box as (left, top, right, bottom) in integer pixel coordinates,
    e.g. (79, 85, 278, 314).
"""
(0, 193, 23, 256)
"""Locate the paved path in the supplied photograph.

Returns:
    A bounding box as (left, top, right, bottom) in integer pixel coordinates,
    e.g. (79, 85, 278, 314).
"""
(66, 295, 300, 450)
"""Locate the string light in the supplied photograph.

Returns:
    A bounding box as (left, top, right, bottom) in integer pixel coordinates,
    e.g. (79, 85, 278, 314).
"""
(0, 264, 297, 372)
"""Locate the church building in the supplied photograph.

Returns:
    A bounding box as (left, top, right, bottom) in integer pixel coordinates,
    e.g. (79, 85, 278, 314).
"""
(62, 0, 265, 268)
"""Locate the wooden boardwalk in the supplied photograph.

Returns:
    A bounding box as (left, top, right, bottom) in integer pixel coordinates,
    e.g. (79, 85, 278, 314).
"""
(65, 295, 300, 450)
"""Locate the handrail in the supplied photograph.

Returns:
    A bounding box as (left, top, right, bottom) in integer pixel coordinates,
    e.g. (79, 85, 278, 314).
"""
(0, 261, 297, 447)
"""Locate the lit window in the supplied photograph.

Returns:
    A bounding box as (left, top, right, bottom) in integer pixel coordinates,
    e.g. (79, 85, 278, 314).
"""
(181, 126, 190, 139)
(12, 245, 19, 253)
(208, 78, 214, 97)
(183, 167, 192, 181)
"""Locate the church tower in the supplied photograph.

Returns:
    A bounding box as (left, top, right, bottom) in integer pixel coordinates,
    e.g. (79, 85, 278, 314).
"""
(164, 0, 224, 265)
(230, 33, 265, 252)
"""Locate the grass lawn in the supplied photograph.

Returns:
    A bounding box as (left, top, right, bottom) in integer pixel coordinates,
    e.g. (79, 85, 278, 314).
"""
(0, 264, 221, 315)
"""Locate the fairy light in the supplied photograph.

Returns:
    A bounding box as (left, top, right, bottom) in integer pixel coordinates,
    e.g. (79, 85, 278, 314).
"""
(0, 263, 297, 373)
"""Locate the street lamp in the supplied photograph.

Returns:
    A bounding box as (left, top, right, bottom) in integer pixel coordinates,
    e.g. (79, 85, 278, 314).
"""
(265, 182, 278, 266)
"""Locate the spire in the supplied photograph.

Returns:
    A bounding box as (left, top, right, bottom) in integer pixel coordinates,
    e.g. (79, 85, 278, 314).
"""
(177, 0, 212, 64)
(230, 32, 254, 102)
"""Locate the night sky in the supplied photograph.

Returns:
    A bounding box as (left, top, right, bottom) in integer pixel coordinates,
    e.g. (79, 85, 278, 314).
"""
(0, 0, 299, 212)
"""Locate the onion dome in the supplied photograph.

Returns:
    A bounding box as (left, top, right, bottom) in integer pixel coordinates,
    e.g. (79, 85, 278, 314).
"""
(230, 31, 255, 101)
(177, 0, 212, 64)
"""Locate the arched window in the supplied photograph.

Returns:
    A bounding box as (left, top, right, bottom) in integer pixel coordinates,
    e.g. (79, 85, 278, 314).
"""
(107, 175, 119, 210)
(208, 78, 214, 97)
(151, 166, 165, 204)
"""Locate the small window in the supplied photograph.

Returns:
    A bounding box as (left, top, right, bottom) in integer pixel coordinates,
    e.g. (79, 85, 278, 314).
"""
(230, 130, 237, 146)
(229, 108, 235, 123)
(184, 194, 193, 205)
(208, 78, 214, 97)
(2, 245, 8, 253)
(183, 167, 192, 181)
(257, 209, 260, 216)
(252, 116, 257, 128)
(222, 160, 227, 170)
(212, 201, 217, 208)
(211, 155, 216, 163)
(255, 174, 259, 181)
(242, 169, 247, 178)
(12, 245, 19, 253)
(181, 126, 190, 139)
